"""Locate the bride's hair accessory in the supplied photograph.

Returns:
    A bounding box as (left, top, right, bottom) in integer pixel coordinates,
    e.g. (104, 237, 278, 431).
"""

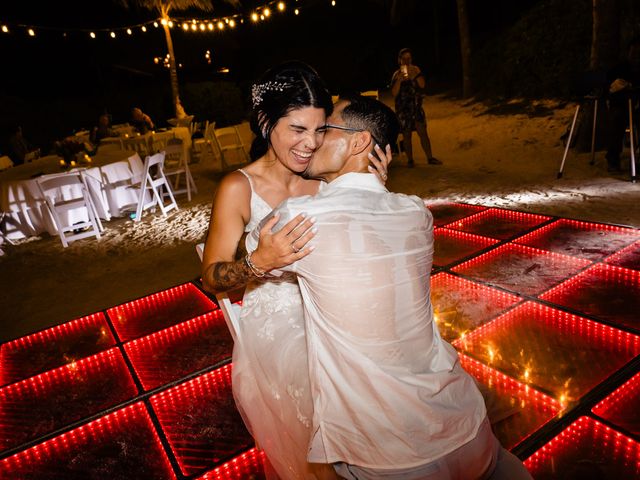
(251, 81, 291, 107)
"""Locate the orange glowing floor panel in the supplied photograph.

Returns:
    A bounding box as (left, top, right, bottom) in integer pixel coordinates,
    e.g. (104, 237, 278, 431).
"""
(0, 208, 638, 479)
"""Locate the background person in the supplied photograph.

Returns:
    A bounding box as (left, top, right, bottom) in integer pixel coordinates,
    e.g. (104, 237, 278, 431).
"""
(391, 47, 441, 167)
(130, 107, 154, 134)
(605, 37, 640, 173)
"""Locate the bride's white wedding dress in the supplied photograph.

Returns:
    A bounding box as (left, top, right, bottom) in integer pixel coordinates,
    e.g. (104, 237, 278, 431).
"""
(231, 170, 334, 480)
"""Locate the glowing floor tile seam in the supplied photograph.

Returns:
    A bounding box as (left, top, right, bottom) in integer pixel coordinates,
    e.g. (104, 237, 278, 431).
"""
(0, 359, 235, 462)
(432, 227, 504, 268)
(442, 208, 555, 240)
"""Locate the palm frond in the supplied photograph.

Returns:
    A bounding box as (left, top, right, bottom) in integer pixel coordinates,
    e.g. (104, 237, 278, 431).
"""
(115, 0, 241, 13)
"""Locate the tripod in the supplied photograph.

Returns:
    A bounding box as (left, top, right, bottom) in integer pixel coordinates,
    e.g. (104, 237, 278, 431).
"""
(558, 95, 637, 183)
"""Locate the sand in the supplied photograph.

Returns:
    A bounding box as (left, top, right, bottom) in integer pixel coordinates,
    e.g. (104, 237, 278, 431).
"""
(1, 93, 638, 343)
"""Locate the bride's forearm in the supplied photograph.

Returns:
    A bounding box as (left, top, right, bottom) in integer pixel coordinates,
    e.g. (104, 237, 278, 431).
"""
(203, 259, 253, 294)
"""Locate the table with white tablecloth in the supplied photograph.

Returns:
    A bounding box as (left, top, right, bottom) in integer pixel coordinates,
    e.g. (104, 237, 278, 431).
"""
(0, 150, 143, 240)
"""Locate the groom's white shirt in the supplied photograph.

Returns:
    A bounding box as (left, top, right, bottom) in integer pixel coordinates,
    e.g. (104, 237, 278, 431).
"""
(247, 172, 486, 469)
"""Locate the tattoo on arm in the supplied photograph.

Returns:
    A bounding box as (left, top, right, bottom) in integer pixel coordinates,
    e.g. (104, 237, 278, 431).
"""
(207, 259, 252, 292)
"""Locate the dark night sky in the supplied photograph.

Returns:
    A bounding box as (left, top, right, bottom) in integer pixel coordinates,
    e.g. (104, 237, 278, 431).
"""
(0, 0, 539, 145)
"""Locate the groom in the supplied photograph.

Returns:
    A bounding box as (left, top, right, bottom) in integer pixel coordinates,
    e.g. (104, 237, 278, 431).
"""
(248, 96, 532, 479)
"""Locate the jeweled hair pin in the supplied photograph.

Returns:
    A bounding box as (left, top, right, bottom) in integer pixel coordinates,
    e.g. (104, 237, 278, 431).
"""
(251, 81, 291, 107)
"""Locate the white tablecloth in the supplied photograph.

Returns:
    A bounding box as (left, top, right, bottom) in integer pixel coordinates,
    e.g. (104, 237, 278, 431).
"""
(0, 150, 143, 240)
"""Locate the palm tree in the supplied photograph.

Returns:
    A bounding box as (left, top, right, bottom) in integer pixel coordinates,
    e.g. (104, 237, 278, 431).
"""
(455, 0, 472, 97)
(117, 0, 238, 118)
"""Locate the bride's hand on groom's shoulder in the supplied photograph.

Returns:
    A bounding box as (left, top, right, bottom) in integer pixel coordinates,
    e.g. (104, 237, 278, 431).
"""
(251, 212, 317, 272)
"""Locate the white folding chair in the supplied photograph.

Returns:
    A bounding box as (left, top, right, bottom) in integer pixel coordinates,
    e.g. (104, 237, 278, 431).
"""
(192, 121, 214, 163)
(212, 125, 250, 170)
(132, 152, 178, 222)
(36, 171, 103, 248)
(196, 242, 240, 342)
(0, 155, 13, 171)
(163, 139, 197, 202)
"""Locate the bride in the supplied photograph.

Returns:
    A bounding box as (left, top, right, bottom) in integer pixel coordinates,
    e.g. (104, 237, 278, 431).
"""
(201, 61, 390, 479)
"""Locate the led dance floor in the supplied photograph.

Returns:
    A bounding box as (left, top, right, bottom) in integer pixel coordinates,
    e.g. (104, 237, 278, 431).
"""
(1, 203, 639, 478)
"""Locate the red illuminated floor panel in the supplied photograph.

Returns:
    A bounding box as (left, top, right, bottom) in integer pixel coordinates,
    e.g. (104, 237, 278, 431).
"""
(605, 239, 640, 271)
(541, 263, 640, 331)
(0, 312, 115, 387)
(433, 229, 500, 267)
(149, 364, 253, 477)
(460, 355, 560, 449)
(524, 416, 640, 478)
(106, 282, 217, 342)
(514, 218, 640, 261)
(446, 208, 552, 240)
(592, 371, 640, 436)
(431, 272, 521, 342)
(451, 243, 591, 296)
(124, 309, 234, 391)
(198, 448, 266, 480)
(454, 302, 640, 403)
(0, 402, 176, 479)
(425, 202, 487, 227)
(0, 348, 138, 453)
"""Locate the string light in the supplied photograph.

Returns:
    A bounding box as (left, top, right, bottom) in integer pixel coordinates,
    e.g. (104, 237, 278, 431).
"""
(0, 0, 307, 39)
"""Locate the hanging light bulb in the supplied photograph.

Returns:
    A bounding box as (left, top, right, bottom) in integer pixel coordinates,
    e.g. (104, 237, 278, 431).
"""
(1, 25, 9, 33)
(161, 18, 168, 26)
(208, 23, 214, 31)
(294, 8, 300, 15)
(168, 20, 173, 28)
(331, 0, 336, 5)
(153, 21, 159, 28)
(278, 2, 285, 11)
(89, 31, 96, 39)
(110, 31, 116, 38)
(217, 21, 224, 29)
(141, 25, 147, 32)
(260, 14, 264, 20)
(264, 8, 271, 17)
(251, 12, 259, 22)
(126, 28, 132, 35)
(229, 19, 236, 28)
(182, 22, 189, 30)
(27, 28, 35, 36)
(191, 24, 197, 31)
(199, 23, 205, 31)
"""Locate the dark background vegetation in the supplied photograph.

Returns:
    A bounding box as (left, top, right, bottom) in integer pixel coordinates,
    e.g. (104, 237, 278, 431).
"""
(0, 0, 638, 154)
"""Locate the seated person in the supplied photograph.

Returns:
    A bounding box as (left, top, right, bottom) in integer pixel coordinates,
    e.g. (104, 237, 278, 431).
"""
(130, 107, 154, 135)
(90, 114, 117, 145)
(7, 126, 39, 165)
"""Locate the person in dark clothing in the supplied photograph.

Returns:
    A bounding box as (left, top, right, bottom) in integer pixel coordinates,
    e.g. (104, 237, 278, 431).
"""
(390, 48, 441, 167)
(90, 114, 117, 145)
(130, 107, 154, 135)
(7, 126, 39, 165)
(605, 37, 640, 173)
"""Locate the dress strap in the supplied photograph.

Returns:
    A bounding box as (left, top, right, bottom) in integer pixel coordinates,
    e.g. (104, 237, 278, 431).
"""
(237, 168, 255, 191)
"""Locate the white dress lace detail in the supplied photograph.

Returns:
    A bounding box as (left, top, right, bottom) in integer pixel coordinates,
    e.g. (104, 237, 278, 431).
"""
(231, 170, 334, 479)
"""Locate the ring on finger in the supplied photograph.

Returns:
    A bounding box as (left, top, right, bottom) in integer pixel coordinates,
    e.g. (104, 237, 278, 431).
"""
(292, 244, 299, 253)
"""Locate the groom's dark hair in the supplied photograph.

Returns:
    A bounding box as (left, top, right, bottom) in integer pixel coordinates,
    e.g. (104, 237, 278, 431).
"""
(339, 95, 399, 151)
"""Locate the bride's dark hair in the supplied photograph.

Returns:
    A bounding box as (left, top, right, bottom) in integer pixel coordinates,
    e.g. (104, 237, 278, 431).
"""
(249, 61, 333, 161)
